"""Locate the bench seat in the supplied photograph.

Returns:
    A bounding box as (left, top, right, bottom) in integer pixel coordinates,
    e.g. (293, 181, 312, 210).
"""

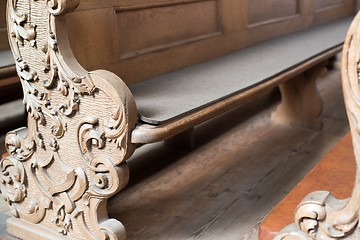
(131, 17, 351, 125)
(130, 17, 352, 144)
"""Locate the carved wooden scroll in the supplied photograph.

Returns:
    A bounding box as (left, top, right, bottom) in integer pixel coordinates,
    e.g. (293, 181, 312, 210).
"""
(1, 0, 137, 239)
(275, 12, 360, 240)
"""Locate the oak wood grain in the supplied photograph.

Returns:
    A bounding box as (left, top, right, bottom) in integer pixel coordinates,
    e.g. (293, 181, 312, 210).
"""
(68, 0, 357, 84)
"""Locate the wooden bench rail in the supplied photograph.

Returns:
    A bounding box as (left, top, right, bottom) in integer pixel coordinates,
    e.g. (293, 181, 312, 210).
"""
(275, 11, 360, 240)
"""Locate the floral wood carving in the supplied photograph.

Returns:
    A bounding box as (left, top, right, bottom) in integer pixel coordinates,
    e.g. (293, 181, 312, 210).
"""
(275, 12, 360, 240)
(1, 0, 137, 239)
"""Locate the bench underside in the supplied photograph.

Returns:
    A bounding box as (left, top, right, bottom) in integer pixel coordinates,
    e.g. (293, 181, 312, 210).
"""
(130, 17, 353, 125)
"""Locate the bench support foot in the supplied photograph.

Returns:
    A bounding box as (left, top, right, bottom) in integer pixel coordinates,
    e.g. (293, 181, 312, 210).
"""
(272, 63, 327, 129)
(274, 14, 360, 240)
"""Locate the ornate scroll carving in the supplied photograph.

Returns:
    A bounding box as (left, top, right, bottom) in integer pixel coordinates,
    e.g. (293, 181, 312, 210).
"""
(275, 12, 360, 240)
(1, 0, 137, 239)
(46, 0, 80, 16)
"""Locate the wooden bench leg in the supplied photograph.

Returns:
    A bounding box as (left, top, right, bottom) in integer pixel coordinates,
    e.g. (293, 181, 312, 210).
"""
(1, 1, 138, 239)
(326, 55, 340, 70)
(271, 63, 327, 129)
(274, 13, 360, 240)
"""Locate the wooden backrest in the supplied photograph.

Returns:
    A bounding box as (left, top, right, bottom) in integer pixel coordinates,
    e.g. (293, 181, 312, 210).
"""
(65, 0, 359, 85)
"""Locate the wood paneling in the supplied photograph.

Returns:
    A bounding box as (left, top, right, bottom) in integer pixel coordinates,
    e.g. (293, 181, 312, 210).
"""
(109, 0, 201, 8)
(313, 0, 355, 25)
(315, 0, 343, 11)
(0, 0, 5, 28)
(0, 31, 7, 51)
(0, 0, 9, 51)
(67, 7, 120, 71)
(65, 0, 356, 85)
(117, 0, 220, 59)
(220, 0, 248, 33)
(248, 0, 300, 26)
(0, 76, 22, 104)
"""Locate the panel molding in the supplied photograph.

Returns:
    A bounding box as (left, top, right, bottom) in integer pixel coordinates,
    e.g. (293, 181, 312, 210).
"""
(116, 0, 222, 59)
(248, 0, 301, 28)
(315, 0, 344, 12)
(248, 14, 301, 29)
(114, 0, 210, 11)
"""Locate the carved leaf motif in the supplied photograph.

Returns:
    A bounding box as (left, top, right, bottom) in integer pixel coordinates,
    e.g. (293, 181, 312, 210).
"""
(7, 0, 94, 137)
(9, 5, 36, 47)
(52, 206, 73, 235)
(105, 106, 128, 158)
(16, 59, 38, 82)
(41, 24, 95, 118)
(78, 118, 126, 198)
(0, 156, 26, 205)
(5, 131, 35, 161)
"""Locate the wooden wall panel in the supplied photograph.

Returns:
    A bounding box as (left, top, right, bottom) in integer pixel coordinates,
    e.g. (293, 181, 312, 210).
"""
(220, 0, 248, 33)
(116, 0, 220, 59)
(0, 0, 5, 28)
(313, 0, 355, 25)
(110, 0, 199, 7)
(0, 0, 9, 51)
(315, 0, 343, 11)
(248, 0, 300, 26)
(67, 7, 120, 71)
(65, 0, 357, 85)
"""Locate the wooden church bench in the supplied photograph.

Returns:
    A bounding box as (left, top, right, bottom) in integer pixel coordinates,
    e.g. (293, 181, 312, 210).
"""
(0, 0, 356, 239)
